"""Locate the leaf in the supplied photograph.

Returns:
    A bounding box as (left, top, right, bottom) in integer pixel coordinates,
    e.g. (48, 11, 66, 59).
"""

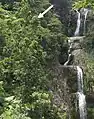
(5, 96, 14, 102)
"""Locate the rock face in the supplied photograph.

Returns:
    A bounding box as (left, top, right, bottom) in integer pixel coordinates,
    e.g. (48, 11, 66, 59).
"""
(86, 10, 94, 33)
(68, 10, 78, 36)
(49, 7, 94, 118)
(50, 0, 72, 35)
(68, 36, 85, 66)
(86, 93, 94, 107)
(50, 65, 78, 118)
(50, 36, 89, 118)
(68, 35, 94, 117)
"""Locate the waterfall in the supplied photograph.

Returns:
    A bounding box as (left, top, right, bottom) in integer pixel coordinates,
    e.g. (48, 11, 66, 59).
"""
(83, 9, 88, 35)
(64, 54, 71, 66)
(63, 39, 72, 66)
(74, 10, 81, 36)
(77, 66, 87, 119)
(77, 66, 83, 93)
(63, 8, 88, 118)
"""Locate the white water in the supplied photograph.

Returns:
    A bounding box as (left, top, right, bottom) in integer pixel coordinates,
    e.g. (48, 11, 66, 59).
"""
(64, 54, 71, 66)
(74, 10, 81, 36)
(77, 66, 83, 93)
(77, 66, 87, 119)
(83, 9, 88, 35)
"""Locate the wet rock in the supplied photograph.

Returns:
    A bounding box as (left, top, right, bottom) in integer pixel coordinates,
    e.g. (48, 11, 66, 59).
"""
(86, 93, 94, 107)
(87, 10, 94, 33)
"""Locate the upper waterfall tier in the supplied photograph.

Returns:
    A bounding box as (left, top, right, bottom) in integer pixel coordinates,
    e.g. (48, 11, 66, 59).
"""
(74, 10, 81, 36)
(73, 8, 89, 36)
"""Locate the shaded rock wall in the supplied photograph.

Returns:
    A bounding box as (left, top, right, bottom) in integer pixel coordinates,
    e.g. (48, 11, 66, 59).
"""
(69, 36, 85, 66)
(87, 10, 94, 34)
(50, 0, 72, 35)
(49, 65, 78, 119)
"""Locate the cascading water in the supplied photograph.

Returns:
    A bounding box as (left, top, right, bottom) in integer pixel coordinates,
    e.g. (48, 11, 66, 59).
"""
(83, 8, 89, 35)
(63, 8, 88, 119)
(77, 66, 83, 93)
(64, 54, 71, 66)
(63, 39, 72, 66)
(74, 10, 81, 36)
(77, 66, 87, 119)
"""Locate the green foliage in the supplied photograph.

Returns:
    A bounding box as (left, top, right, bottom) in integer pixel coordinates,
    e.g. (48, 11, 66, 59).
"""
(24, 92, 66, 119)
(83, 32, 94, 54)
(0, 96, 30, 119)
(73, 0, 94, 9)
(0, 0, 68, 118)
(87, 108, 94, 119)
(72, 0, 87, 9)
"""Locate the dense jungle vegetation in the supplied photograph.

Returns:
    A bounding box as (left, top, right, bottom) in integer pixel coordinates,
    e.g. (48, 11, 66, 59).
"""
(0, 0, 94, 119)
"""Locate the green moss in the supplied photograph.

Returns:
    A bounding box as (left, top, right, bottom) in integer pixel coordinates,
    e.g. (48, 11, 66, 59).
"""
(87, 108, 94, 119)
